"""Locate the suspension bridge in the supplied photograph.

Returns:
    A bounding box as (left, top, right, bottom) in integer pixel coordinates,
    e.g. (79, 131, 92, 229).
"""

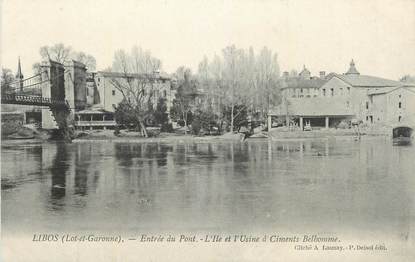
(1, 60, 75, 141)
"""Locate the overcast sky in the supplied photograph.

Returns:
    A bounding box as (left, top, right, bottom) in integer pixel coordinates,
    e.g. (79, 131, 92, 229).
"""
(1, 0, 414, 79)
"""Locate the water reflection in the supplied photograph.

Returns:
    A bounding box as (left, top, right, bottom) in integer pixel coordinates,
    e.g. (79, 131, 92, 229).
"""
(50, 143, 69, 201)
(1, 138, 415, 235)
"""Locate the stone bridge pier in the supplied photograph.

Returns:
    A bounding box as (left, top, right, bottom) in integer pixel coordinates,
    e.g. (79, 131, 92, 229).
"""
(40, 60, 86, 141)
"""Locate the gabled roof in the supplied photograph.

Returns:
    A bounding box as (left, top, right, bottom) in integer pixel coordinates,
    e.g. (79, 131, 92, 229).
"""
(270, 97, 354, 116)
(368, 85, 415, 95)
(282, 77, 327, 89)
(97, 71, 170, 80)
(331, 74, 401, 88)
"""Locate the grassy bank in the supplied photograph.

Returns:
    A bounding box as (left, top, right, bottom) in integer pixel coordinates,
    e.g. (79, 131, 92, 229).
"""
(269, 127, 391, 139)
(73, 129, 244, 143)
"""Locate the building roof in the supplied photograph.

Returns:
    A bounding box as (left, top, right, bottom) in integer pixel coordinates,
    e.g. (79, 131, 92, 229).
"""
(331, 74, 401, 88)
(97, 71, 170, 80)
(282, 77, 327, 89)
(368, 85, 415, 95)
(345, 59, 360, 75)
(270, 97, 354, 116)
(76, 108, 113, 115)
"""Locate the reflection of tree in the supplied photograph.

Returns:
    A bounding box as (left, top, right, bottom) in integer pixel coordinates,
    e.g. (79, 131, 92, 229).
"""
(114, 143, 173, 168)
(114, 143, 142, 167)
(50, 143, 70, 204)
(74, 144, 92, 196)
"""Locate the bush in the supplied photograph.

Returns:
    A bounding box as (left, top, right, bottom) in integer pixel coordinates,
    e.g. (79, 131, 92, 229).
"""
(161, 123, 173, 132)
(191, 119, 202, 135)
(337, 120, 349, 129)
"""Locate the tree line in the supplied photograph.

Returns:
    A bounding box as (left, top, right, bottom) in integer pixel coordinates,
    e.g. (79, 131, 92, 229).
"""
(170, 45, 282, 134)
(3, 42, 415, 136)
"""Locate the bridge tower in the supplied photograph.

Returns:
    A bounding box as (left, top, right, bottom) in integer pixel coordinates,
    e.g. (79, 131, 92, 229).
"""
(40, 60, 75, 141)
(64, 60, 87, 110)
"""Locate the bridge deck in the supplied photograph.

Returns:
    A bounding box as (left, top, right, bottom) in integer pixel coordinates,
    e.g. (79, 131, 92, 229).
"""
(1, 94, 69, 109)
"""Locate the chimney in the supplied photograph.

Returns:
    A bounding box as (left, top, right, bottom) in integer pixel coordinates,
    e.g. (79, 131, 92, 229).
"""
(319, 71, 326, 79)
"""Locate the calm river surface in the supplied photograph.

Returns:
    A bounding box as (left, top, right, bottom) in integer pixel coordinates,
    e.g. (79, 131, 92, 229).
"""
(2, 137, 415, 236)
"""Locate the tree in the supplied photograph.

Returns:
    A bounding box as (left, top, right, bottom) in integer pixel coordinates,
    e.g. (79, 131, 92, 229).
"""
(170, 69, 198, 133)
(73, 51, 97, 71)
(153, 97, 170, 130)
(32, 43, 97, 73)
(114, 99, 138, 129)
(195, 45, 282, 131)
(1, 68, 15, 95)
(223, 104, 248, 131)
(110, 46, 161, 137)
(191, 108, 219, 135)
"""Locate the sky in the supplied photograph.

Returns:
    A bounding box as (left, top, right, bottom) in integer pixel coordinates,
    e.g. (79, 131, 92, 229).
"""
(1, 0, 415, 80)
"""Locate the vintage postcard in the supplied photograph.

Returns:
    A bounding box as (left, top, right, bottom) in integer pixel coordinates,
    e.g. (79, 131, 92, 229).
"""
(1, 0, 414, 261)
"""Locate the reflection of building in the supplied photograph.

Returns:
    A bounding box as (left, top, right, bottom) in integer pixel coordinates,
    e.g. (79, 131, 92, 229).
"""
(269, 60, 415, 129)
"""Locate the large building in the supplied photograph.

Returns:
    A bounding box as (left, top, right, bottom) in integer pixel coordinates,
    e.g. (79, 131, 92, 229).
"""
(368, 85, 415, 125)
(269, 60, 415, 129)
(72, 70, 176, 130)
(94, 71, 174, 113)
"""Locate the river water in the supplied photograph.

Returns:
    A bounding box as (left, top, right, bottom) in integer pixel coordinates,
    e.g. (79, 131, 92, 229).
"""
(2, 137, 415, 237)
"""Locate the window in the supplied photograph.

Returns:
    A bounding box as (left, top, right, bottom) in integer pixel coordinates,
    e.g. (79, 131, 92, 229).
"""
(347, 87, 350, 94)
(112, 90, 116, 96)
(346, 101, 350, 108)
(399, 116, 402, 122)
(163, 90, 167, 97)
(330, 88, 334, 96)
(86, 88, 89, 96)
(366, 101, 369, 109)
(399, 102, 402, 108)
(322, 89, 326, 96)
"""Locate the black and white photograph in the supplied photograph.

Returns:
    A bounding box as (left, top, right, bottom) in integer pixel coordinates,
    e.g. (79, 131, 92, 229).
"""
(1, 0, 415, 261)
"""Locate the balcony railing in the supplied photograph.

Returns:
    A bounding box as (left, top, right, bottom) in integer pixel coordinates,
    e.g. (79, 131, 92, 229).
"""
(75, 120, 117, 127)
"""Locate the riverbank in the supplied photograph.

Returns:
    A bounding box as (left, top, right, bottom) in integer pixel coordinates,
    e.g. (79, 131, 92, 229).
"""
(1, 126, 392, 144)
(268, 127, 391, 139)
(72, 129, 245, 143)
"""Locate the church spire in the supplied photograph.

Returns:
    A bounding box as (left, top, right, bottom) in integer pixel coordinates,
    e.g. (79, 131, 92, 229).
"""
(16, 57, 24, 80)
(345, 59, 360, 75)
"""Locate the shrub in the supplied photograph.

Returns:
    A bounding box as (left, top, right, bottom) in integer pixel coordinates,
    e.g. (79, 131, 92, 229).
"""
(337, 120, 349, 129)
(191, 119, 202, 135)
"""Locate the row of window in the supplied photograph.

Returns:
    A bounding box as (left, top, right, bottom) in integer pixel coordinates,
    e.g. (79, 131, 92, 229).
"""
(111, 89, 168, 97)
(289, 86, 351, 98)
(366, 101, 403, 109)
(366, 115, 403, 122)
(97, 77, 168, 84)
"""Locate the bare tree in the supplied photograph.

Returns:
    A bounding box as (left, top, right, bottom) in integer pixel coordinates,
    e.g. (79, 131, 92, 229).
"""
(33, 43, 97, 73)
(110, 46, 161, 137)
(1, 68, 15, 95)
(195, 45, 281, 131)
(73, 51, 97, 71)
